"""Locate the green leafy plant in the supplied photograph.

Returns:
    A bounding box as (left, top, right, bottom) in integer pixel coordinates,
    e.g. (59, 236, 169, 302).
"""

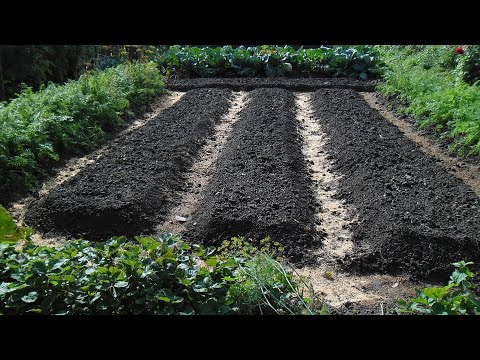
(218, 236, 325, 314)
(398, 261, 480, 315)
(154, 45, 382, 80)
(228, 254, 321, 315)
(0, 62, 164, 196)
(377, 45, 480, 156)
(0, 234, 242, 315)
(457, 45, 480, 85)
(0, 205, 32, 243)
(0, 231, 322, 315)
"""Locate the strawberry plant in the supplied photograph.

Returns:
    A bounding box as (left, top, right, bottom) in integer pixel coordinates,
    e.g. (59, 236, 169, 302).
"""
(0, 226, 318, 314)
(0, 203, 319, 315)
(398, 261, 480, 315)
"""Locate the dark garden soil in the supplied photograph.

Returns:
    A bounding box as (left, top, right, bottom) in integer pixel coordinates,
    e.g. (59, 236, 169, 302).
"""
(25, 89, 232, 240)
(185, 88, 321, 264)
(21, 81, 480, 286)
(312, 89, 480, 280)
(167, 78, 376, 92)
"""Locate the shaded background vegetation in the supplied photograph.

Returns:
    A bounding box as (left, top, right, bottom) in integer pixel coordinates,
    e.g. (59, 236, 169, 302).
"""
(0, 45, 161, 101)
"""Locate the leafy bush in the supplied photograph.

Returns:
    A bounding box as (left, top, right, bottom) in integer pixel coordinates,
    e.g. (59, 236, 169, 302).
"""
(154, 45, 382, 80)
(457, 45, 480, 85)
(398, 261, 480, 315)
(0, 235, 234, 315)
(377, 45, 480, 156)
(0, 62, 164, 195)
(0, 235, 320, 315)
(0, 211, 319, 315)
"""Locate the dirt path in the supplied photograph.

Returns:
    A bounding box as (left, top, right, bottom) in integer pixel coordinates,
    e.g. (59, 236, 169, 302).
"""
(295, 92, 354, 260)
(158, 92, 248, 234)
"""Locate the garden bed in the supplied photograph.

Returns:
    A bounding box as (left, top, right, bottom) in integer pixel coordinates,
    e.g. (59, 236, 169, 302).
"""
(312, 89, 480, 279)
(25, 89, 232, 240)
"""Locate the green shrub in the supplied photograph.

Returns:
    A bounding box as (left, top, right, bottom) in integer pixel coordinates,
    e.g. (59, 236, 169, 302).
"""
(398, 261, 480, 315)
(0, 234, 236, 315)
(154, 45, 382, 79)
(458, 45, 480, 85)
(0, 229, 320, 315)
(0, 62, 164, 194)
(0, 203, 321, 315)
(377, 45, 480, 156)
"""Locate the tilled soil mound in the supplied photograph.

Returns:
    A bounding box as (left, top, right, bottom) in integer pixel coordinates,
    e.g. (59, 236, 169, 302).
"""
(312, 89, 480, 279)
(186, 88, 321, 264)
(25, 89, 232, 240)
(167, 78, 376, 92)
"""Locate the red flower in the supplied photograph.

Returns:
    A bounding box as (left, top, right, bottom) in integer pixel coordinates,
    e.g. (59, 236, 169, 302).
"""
(455, 46, 465, 55)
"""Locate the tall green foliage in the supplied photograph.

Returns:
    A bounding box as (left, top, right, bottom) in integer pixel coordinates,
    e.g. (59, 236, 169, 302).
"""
(377, 45, 480, 156)
(0, 62, 164, 196)
(457, 45, 480, 85)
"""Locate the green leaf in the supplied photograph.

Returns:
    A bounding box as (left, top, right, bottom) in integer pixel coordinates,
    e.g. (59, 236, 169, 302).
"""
(422, 286, 449, 300)
(411, 297, 430, 305)
(0, 282, 13, 296)
(51, 258, 69, 271)
(21, 291, 38, 303)
(114, 281, 128, 288)
(34, 261, 47, 274)
(450, 269, 469, 285)
(64, 275, 75, 282)
(0, 205, 33, 243)
(431, 302, 448, 315)
(136, 236, 160, 251)
(206, 258, 218, 267)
